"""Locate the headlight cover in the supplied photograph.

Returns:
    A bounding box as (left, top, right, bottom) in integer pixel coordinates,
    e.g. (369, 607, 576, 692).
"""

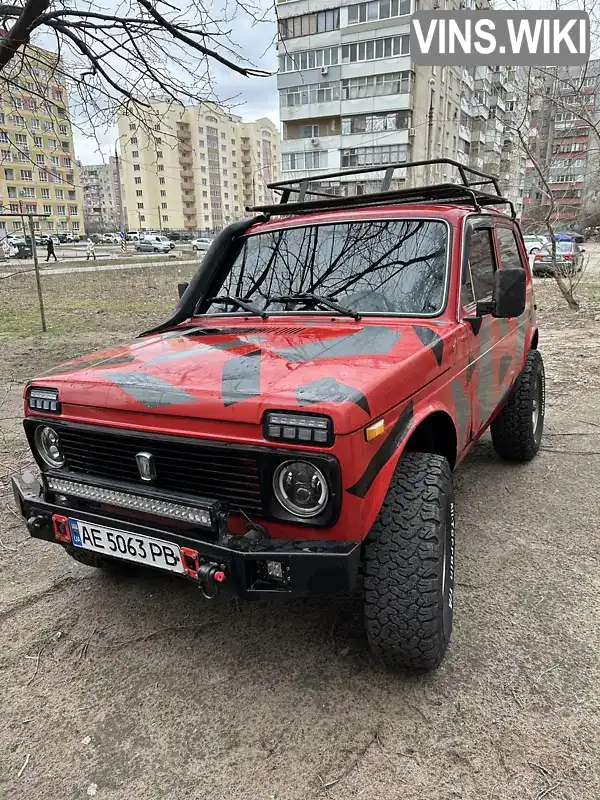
(273, 460, 329, 518)
(34, 425, 66, 468)
(28, 387, 60, 413)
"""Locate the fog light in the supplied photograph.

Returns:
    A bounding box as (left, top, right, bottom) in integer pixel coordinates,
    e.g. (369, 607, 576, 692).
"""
(266, 560, 284, 580)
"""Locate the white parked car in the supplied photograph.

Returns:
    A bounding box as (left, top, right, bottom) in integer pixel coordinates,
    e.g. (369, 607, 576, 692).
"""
(8, 235, 26, 246)
(136, 234, 172, 253)
(101, 233, 120, 243)
(522, 234, 546, 255)
(191, 237, 212, 252)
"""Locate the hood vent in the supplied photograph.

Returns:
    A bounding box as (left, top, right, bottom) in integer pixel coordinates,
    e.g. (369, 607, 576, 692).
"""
(186, 326, 308, 337)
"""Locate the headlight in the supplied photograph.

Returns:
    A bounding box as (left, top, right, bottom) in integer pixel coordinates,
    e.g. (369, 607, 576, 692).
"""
(34, 425, 65, 468)
(273, 460, 329, 518)
(28, 387, 60, 413)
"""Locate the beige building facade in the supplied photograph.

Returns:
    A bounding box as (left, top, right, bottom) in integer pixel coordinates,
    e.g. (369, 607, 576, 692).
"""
(0, 44, 84, 237)
(117, 103, 279, 235)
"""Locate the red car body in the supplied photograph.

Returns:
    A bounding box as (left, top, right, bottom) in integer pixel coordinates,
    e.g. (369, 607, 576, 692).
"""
(14, 199, 537, 603)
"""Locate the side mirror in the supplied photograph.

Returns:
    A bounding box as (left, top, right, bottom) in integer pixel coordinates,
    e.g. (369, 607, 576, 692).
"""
(177, 282, 189, 299)
(492, 267, 526, 318)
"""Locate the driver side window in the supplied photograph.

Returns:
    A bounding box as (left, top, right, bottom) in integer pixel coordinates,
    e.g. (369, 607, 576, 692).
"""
(465, 228, 496, 303)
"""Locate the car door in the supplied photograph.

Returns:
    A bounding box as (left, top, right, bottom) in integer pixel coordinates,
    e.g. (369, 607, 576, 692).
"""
(460, 218, 519, 437)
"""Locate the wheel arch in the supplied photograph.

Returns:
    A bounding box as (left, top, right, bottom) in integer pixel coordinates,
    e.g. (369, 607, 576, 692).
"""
(530, 327, 539, 350)
(402, 409, 458, 469)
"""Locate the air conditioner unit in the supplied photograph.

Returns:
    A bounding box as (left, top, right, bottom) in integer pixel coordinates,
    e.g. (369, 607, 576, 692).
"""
(310, 137, 320, 147)
(433, 0, 440, 8)
(320, 66, 328, 76)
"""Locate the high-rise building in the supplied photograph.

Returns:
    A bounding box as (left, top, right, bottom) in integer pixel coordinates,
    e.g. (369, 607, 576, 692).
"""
(522, 61, 600, 228)
(276, 0, 523, 202)
(80, 156, 124, 233)
(0, 44, 84, 237)
(117, 102, 279, 235)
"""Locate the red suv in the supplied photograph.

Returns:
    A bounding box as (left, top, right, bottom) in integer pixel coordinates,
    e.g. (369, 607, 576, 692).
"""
(13, 160, 544, 672)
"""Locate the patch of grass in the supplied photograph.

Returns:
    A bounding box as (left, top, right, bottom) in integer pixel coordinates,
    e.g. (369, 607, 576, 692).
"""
(1, 261, 197, 339)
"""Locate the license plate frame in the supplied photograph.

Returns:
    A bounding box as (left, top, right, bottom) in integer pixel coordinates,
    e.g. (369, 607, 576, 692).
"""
(68, 518, 185, 574)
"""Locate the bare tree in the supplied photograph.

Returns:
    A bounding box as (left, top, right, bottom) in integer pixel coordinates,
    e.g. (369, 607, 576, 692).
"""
(0, 0, 273, 138)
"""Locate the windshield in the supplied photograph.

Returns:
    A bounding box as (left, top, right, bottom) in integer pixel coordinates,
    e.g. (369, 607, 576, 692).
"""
(219, 219, 448, 316)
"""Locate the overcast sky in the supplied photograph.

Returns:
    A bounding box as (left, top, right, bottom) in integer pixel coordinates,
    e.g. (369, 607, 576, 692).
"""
(73, 1, 280, 165)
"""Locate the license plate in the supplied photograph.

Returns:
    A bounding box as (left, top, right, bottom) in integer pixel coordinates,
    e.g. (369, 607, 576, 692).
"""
(68, 518, 184, 574)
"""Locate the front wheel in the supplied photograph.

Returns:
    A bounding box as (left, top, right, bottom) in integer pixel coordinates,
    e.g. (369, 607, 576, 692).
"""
(363, 452, 455, 673)
(491, 349, 545, 461)
(193, 245, 198, 251)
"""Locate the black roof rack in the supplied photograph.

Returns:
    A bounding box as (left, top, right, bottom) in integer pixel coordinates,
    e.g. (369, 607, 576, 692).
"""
(248, 158, 516, 219)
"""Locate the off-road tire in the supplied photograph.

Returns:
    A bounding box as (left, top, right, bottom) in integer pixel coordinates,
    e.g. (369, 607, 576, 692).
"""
(64, 545, 133, 573)
(491, 349, 545, 462)
(363, 452, 455, 673)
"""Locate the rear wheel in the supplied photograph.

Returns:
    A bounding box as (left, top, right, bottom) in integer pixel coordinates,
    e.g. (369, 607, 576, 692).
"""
(491, 349, 545, 461)
(363, 452, 455, 673)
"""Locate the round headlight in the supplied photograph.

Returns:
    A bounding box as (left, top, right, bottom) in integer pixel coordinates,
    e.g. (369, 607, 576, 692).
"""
(273, 460, 329, 518)
(34, 425, 65, 468)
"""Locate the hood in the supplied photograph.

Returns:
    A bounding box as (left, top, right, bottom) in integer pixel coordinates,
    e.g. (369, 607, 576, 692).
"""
(34, 319, 455, 434)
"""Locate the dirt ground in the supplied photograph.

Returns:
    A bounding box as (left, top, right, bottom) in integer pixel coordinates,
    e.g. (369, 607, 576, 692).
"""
(1, 252, 600, 800)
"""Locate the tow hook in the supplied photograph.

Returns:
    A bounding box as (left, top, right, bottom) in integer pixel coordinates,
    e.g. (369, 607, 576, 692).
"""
(198, 562, 227, 600)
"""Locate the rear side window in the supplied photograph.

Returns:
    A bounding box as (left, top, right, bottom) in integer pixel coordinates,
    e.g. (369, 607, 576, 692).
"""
(468, 228, 496, 300)
(496, 227, 524, 269)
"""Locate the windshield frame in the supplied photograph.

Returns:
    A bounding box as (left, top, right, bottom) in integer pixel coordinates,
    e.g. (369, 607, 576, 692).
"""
(198, 215, 453, 320)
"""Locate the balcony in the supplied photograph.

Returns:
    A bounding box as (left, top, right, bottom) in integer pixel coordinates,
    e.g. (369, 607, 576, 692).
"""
(462, 69, 474, 91)
(458, 125, 471, 142)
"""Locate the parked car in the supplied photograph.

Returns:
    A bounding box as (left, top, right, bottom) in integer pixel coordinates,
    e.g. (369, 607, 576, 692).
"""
(136, 235, 171, 253)
(553, 231, 585, 244)
(38, 235, 60, 247)
(533, 240, 585, 275)
(8, 235, 26, 246)
(101, 233, 120, 244)
(12, 158, 545, 674)
(126, 233, 140, 242)
(191, 237, 212, 252)
(522, 235, 545, 255)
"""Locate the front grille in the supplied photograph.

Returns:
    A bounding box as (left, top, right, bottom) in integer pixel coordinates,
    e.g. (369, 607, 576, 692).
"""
(58, 426, 263, 515)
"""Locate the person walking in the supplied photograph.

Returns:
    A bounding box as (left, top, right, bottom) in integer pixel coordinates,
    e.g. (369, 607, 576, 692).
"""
(46, 237, 57, 263)
(86, 238, 96, 261)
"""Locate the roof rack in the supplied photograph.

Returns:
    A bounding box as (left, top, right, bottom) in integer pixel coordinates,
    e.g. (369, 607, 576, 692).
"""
(248, 158, 516, 219)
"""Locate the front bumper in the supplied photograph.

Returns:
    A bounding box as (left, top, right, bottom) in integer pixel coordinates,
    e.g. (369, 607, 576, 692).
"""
(12, 472, 361, 598)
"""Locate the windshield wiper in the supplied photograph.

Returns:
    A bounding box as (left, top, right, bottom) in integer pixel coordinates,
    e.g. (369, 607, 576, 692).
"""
(269, 293, 361, 321)
(208, 295, 268, 320)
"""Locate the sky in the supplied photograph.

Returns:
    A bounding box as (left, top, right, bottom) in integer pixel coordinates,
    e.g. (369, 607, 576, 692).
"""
(71, 0, 280, 165)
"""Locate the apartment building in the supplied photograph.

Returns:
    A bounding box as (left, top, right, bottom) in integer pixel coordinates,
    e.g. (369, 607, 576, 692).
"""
(117, 102, 279, 235)
(522, 61, 600, 228)
(276, 0, 527, 202)
(0, 44, 84, 237)
(80, 156, 124, 233)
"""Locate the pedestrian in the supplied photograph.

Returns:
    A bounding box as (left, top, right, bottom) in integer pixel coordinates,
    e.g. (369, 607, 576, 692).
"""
(86, 238, 96, 261)
(46, 237, 57, 262)
(2, 238, 11, 260)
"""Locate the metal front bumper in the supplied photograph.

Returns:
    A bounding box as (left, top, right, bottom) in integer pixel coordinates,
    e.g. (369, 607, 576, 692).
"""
(12, 472, 361, 598)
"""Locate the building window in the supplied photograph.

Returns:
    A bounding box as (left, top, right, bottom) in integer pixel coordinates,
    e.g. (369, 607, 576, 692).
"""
(36, 154, 44, 164)
(72, 221, 80, 231)
(161, 202, 167, 209)
(41, 188, 50, 198)
(279, 47, 339, 73)
(31, 118, 40, 130)
(132, 150, 139, 158)
(136, 190, 143, 196)
(129, 123, 136, 131)
(137, 202, 144, 209)
(341, 111, 411, 134)
(341, 35, 409, 63)
(340, 144, 408, 167)
(20, 169, 33, 180)
(55, 189, 64, 199)
(157, 165, 164, 171)
(133, 165, 140, 171)
(348, 0, 411, 24)
(69, 205, 77, 216)
(160, 190, 166, 197)
(282, 151, 328, 171)
(159, 177, 165, 184)
(57, 204, 66, 215)
(131, 136, 138, 144)
(157, 151, 163, 159)
(59, 124, 68, 136)
(4, 168, 13, 180)
(39, 171, 48, 182)
(34, 136, 42, 147)
(21, 187, 35, 198)
(279, 9, 340, 39)
(134, 177, 141, 184)
(162, 215, 168, 222)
